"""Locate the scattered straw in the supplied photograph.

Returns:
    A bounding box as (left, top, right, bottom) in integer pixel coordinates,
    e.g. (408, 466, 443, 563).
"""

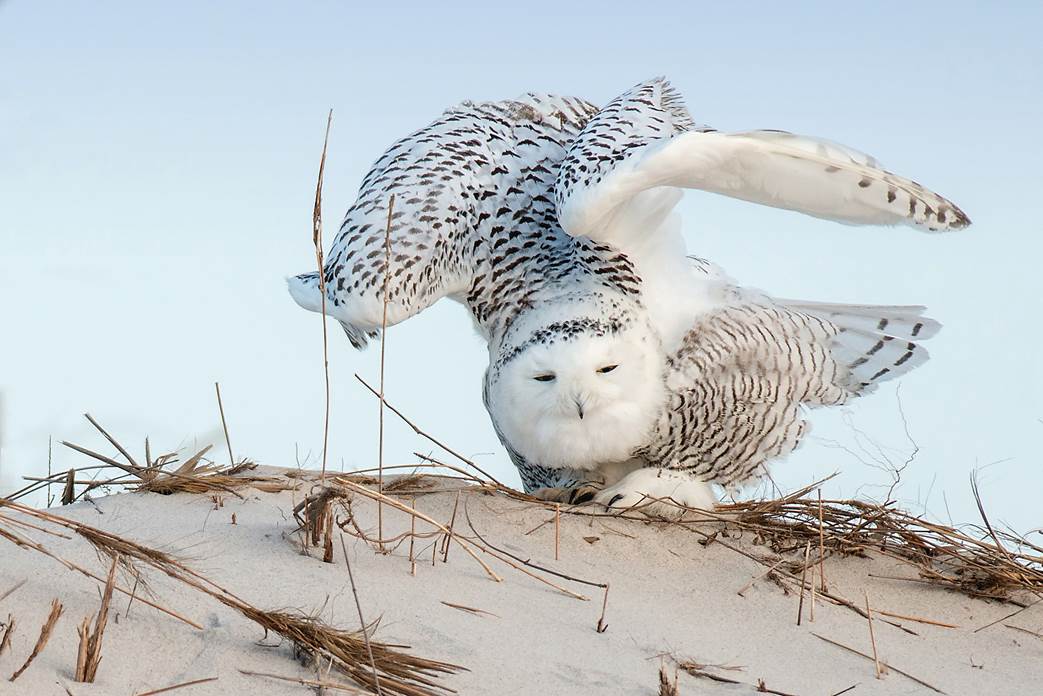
(9, 598, 62, 682)
(708, 478, 1043, 602)
(0, 578, 26, 603)
(56, 414, 286, 499)
(134, 676, 220, 696)
(658, 664, 679, 696)
(0, 499, 463, 695)
(596, 584, 610, 633)
(0, 615, 14, 656)
(377, 193, 397, 550)
(214, 382, 234, 467)
(812, 632, 944, 694)
(863, 589, 881, 679)
(554, 503, 561, 561)
(797, 541, 811, 626)
(74, 554, 118, 683)
(312, 109, 333, 483)
(338, 535, 384, 696)
(440, 601, 497, 618)
(440, 492, 460, 564)
(239, 669, 368, 694)
(1004, 623, 1043, 640)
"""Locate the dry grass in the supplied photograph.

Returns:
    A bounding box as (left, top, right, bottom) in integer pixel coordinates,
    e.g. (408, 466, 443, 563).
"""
(712, 478, 1043, 603)
(658, 664, 679, 696)
(74, 554, 118, 683)
(0, 413, 297, 505)
(0, 615, 14, 657)
(0, 499, 463, 696)
(8, 598, 63, 682)
(133, 675, 220, 696)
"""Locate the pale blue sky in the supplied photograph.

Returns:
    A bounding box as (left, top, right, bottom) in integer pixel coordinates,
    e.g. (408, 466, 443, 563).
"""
(1, 2, 1040, 532)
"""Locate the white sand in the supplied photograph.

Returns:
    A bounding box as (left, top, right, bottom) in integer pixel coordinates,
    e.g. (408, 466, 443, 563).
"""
(1, 473, 1040, 695)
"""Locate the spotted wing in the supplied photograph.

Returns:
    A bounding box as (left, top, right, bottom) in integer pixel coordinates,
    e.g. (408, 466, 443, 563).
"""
(648, 300, 938, 489)
(554, 77, 970, 255)
(288, 95, 599, 347)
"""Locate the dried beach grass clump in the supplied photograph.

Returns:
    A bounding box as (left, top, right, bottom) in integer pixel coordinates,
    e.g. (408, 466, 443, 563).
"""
(74, 555, 118, 683)
(714, 477, 1043, 602)
(4, 413, 297, 505)
(0, 499, 463, 696)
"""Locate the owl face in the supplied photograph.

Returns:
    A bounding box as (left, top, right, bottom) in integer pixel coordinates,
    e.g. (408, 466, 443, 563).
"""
(488, 321, 667, 472)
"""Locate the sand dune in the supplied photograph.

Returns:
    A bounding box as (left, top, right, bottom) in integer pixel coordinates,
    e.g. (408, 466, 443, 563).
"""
(1, 472, 1040, 695)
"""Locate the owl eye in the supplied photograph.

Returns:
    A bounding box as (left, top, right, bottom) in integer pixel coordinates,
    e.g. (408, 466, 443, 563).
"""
(597, 364, 619, 374)
(533, 373, 556, 382)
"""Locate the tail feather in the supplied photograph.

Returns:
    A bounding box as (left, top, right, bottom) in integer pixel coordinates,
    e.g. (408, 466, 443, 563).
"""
(781, 300, 940, 341)
(287, 272, 323, 313)
(286, 272, 378, 349)
(783, 300, 940, 392)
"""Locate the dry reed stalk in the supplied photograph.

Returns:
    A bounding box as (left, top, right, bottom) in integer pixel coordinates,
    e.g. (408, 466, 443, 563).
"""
(596, 584, 610, 633)
(1004, 623, 1043, 640)
(736, 558, 786, 597)
(47, 436, 53, 507)
(354, 375, 504, 486)
(61, 415, 286, 498)
(133, 676, 220, 696)
(338, 535, 384, 696)
(313, 110, 333, 484)
(214, 382, 234, 467)
(972, 597, 1040, 633)
(796, 541, 811, 626)
(658, 664, 679, 696)
(818, 489, 828, 592)
(461, 503, 592, 600)
(0, 512, 202, 630)
(74, 554, 118, 682)
(440, 601, 497, 618)
(377, 194, 397, 552)
(554, 504, 560, 561)
(704, 479, 1043, 602)
(440, 492, 460, 563)
(239, 669, 368, 694)
(874, 609, 957, 629)
(812, 633, 943, 694)
(863, 589, 881, 679)
(335, 479, 502, 583)
(668, 516, 918, 634)
(62, 468, 75, 505)
(675, 665, 741, 685)
(59, 411, 294, 498)
(0, 615, 13, 656)
(409, 498, 417, 577)
(124, 569, 141, 619)
(9, 598, 62, 682)
(810, 562, 816, 621)
(0, 499, 462, 695)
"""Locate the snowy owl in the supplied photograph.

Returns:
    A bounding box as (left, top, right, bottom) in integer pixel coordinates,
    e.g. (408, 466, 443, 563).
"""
(288, 78, 969, 515)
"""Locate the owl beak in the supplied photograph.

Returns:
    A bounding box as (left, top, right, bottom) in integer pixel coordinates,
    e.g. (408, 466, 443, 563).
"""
(574, 397, 585, 419)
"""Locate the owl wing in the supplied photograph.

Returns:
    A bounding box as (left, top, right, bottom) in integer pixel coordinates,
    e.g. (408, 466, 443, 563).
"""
(288, 95, 599, 347)
(649, 299, 938, 489)
(554, 77, 970, 255)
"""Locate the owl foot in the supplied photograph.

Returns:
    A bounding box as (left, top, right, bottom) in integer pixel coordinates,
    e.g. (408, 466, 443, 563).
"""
(532, 483, 603, 505)
(592, 468, 717, 519)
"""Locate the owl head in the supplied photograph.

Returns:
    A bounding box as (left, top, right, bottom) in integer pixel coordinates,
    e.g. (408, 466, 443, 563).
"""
(486, 296, 667, 472)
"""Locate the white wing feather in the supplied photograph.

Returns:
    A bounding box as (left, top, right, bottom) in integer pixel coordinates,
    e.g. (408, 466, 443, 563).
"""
(559, 128, 970, 244)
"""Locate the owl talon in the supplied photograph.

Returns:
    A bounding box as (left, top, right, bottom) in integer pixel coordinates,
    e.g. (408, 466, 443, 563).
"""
(593, 468, 717, 519)
(532, 483, 602, 505)
(570, 488, 596, 505)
